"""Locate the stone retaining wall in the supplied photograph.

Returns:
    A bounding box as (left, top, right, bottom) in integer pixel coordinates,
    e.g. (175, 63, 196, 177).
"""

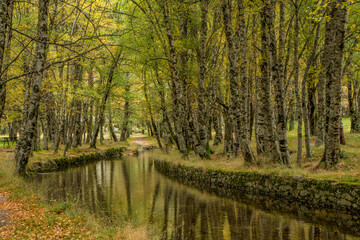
(154, 159, 360, 214)
(27, 147, 126, 175)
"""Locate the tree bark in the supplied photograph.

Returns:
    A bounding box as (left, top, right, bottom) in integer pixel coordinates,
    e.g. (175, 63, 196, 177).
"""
(162, 0, 188, 158)
(195, 0, 209, 158)
(322, 0, 347, 168)
(257, 0, 281, 162)
(108, 99, 118, 142)
(120, 83, 131, 141)
(222, 0, 255, 163)
(15, 0, 49, 174)
(294, 0, 302, 167)
(90, 51, 122, 148)
(86, 67, 94, 143)
(302, 22, 321, 158)
(0, 0, 13, 121)
(269, 0, 290, 164)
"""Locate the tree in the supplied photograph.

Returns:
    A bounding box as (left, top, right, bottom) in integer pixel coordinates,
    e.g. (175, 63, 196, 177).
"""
(322, 0, 347, 168)
(15, 0, 49, 174)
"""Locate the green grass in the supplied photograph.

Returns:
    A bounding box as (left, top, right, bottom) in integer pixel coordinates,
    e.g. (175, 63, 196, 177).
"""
(154, 118, 360, 185)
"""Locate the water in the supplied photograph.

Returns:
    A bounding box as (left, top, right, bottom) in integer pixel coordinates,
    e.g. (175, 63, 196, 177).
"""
(33, 153, 360, 240)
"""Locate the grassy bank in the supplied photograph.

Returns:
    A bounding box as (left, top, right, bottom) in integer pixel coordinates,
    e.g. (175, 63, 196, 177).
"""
(153, 118, 360, 185)
(0, 138, 157, 239)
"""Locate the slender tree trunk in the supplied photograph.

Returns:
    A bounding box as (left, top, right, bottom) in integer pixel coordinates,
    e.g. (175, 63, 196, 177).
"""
(196, 0, 209, 158)
(90, 51, 121, 148)
(108, 100, 118, 142)
(294, 0, 302, 167)
(0, 0, 13, 121)
(302, 22, 321, 158)
(41, 116, 48, 150)
(143, 78, 163, 150)
(154, 65, 179, 149)
(15, 0, 49, 174)
(163, 0, 188, 158)
(270, 0, 290, 164)
(72, 63, 83, 148)
(0, 0, 8, 118)
(348, 78, 356, 132)
(120, 84, 131, 141)
(54, 62, 69, 153)
(212, 107, 222, 146)
(222, 0, 255, 163)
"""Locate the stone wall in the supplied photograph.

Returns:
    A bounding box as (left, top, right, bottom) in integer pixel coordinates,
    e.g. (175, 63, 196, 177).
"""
(154, 159, 360, 214)
(27, 147, 126, 175)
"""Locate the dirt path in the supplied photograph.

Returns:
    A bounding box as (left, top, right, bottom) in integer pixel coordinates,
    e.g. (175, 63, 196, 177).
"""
(131, 137, 150, 147)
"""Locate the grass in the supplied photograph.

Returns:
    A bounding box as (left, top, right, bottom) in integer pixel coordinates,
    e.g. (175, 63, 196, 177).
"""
(153, 118, 360, 185)
(0, 135, 158, 239)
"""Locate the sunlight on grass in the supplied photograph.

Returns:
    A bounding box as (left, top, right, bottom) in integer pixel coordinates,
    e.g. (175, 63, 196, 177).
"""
(154, 118, 360, 185)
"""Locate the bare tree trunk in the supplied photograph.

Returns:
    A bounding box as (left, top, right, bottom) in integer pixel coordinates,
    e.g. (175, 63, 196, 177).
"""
(41, 116, 48, 150)
(86, 67, 94, 143)
(0, 0, 13, 121)
(323, 0, 347, 168)
(154, 65, 179, 149)
(222, 0, 255, 163)
(294, 0, 302, 167)
(54, 62, 69, 153)
(143, 77, 162, 150)
(0, 0, 8, 118)
(72, 63, 83, 148)
(302, 22, 321, 158)
(108, 100, 118, 142)
(348, 78, 356, 132)
(120, 84, 130, 141)
(257, 0, 281, 162)
(90, 51, 121, 148)
(15, 0, 49, 174)
(212, 106, 222, 146)
(270, 0, 290, 164)
(196, 0, 209, 158)
(163, 0, 188, 158)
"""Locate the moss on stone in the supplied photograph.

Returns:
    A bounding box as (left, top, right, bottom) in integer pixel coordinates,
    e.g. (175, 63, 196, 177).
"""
(27, 147, 126, 175)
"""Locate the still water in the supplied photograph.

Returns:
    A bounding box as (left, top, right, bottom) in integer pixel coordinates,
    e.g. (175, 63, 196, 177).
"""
(33, 153, 360, 240)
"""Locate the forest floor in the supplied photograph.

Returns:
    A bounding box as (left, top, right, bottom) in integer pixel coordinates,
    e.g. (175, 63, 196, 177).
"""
(153, 118, 360, 185)
(0, 137, 156, 239)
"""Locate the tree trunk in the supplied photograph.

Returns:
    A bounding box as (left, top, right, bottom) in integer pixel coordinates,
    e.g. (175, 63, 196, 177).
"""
(120, 84, 131, 141)
(162, 0, 188, 158)
(257, 0, 281, 162)
(143, 78, 163, 150)
(270, 0, 290, 164)
(222, 0, 255, 163)
(108, 100, 118, 142)
(90, 51, 122, 148)
(322, 0, 347, 168)
(54, 62, 70, 153)
(294, 0, 302, 167)
(86, 67, 94, 143)
(0, 0, 8, 120)
(41, 116, 49, 150)
(212, 106, 223, 146)
(302, 22, 321, 158)
(348, 78, 356, 132)
(15, 0, 49, 174)
(72, 63, 83, 148)
(0, 0, 13, 121)
(196, 0, 209, 158)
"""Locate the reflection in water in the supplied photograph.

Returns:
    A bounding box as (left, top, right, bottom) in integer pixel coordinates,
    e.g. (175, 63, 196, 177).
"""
(33, 153, 360, 240)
